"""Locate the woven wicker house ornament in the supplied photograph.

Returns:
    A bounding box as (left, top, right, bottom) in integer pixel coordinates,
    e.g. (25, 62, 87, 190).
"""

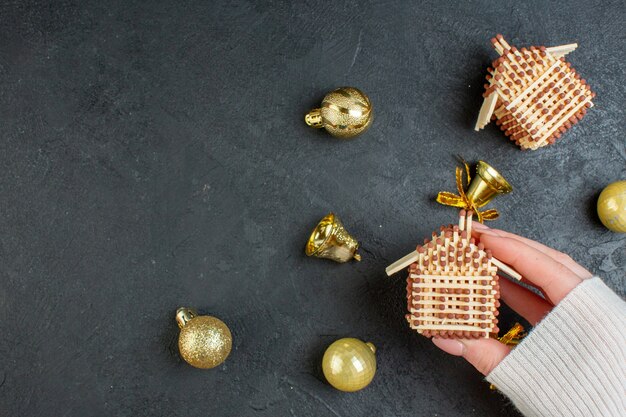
(475, 35, 595, 150)
(386, 211, 521, 339)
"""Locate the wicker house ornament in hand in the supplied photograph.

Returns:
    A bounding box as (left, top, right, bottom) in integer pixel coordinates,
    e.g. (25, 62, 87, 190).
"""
(386, 211, 522, 339)
(406, 211, 500, 338)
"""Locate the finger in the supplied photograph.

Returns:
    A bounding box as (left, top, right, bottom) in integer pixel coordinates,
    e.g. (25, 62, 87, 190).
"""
(479, 234, 582, 304)
(499, 276, 553, 325)
(518, 277, 552, 306)
(472, 227, 557, 302)
(473, 223, 592, 279)
(473, 231, 555, 301)
(432, 337, 511, 376)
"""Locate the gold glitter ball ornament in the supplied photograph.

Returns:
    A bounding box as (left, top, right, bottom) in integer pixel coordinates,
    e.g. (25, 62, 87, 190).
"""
(597, 180, 626, 233)
(322, 338, 376, 392)
(305, 87, 373, 138)
(176, 307, 232, 369)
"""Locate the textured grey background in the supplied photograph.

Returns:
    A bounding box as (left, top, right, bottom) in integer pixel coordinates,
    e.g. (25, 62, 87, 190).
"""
(0, 0, 624, 416)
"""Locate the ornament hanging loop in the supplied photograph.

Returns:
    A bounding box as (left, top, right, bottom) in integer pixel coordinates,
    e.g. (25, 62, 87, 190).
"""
(305, 109, 324, 128)
(176, 307, 197, 328)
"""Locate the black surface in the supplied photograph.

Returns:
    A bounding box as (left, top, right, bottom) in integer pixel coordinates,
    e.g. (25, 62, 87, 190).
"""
(1, 1, 625, 416)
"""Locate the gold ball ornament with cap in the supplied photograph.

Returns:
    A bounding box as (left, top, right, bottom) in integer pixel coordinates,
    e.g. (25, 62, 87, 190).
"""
(597, 180, 626, 233)
(176, 307, 232, 369)
(305, 87, 373, 138)
(322, 338, 377, 392)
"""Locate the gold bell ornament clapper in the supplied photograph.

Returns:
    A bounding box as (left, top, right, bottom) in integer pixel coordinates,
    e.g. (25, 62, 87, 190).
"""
(436, 159, 512, 222)
(305, 213, 361, 263)
(597, 180, 626, 233)
(322, 338, 377, 392)
(176, 307, 232, 369)
(305, 87, 373, 139)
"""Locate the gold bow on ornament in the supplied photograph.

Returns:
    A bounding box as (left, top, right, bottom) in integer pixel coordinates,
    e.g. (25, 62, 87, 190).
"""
(436, 159, 512, 223)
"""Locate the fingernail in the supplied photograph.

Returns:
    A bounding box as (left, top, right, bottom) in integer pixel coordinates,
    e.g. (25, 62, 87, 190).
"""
(472, 222, 489, 230)
(432, 338, 465, 356)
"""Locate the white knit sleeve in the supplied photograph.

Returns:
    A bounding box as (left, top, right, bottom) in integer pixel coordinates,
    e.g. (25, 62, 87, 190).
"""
(486, 277, 626, 417)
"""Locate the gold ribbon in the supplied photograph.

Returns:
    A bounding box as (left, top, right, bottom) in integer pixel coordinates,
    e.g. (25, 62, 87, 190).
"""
(497, 322, 526, 346)
(490, 323, 527, 390)
(436, 161, 499, 223)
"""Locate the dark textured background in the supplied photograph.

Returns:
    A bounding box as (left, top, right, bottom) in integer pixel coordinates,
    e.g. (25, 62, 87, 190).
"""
(0, 1, 624, 416)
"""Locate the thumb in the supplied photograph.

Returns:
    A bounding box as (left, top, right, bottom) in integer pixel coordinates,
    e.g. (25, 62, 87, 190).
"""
(432, 337, 511, 376)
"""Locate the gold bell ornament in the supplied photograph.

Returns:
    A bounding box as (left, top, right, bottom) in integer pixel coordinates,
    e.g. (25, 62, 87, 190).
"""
(322, 338, 377, 392)
(436, 160, 512, 222)
(305, 87, 373, 138)
(305, 213, 361, 263)
(176, 307, 232, 369)
(597, 180, 626, 233)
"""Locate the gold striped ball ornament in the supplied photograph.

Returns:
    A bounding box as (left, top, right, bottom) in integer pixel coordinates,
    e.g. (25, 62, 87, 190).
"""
(597, 180, 626, 233)
(176, 307, 232, 369)
(322, 338, 377, 392)
(305, 87, 373, 139)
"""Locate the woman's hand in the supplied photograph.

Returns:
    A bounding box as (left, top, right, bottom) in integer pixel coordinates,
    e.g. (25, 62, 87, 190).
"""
(431, 222, 593, 375)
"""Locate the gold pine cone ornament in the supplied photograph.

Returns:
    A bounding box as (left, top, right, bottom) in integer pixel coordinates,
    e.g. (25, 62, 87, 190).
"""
(176, 307, 232, 369)
(305, 87, 373, 138)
